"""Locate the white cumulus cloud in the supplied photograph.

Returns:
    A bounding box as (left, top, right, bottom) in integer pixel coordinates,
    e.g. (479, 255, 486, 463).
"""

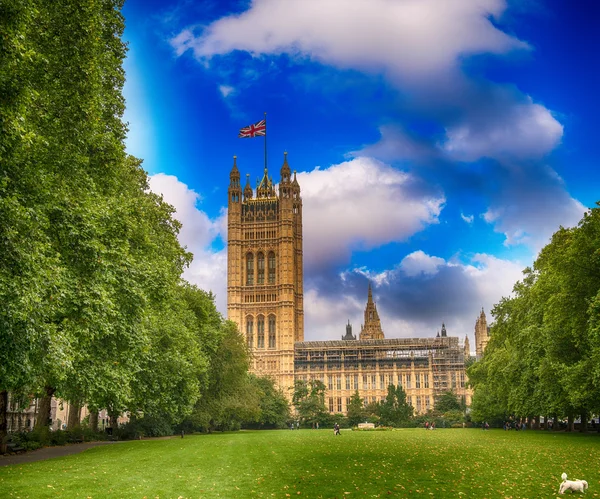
(148, 174, 228, 313)
(298, 157, 445, 269)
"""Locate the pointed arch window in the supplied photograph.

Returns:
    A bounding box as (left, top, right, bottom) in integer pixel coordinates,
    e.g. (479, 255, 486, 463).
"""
(246, 253, 254, 285)
(257, 315, 265, 348)
(268, 252, 276, 284)
(246, 316, 254, 348)
(268, 315, 276, 349)
(257, 252, 265, 285)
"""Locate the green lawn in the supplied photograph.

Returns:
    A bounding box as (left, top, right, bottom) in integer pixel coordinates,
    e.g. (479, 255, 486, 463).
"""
(1, 429, 599, 498)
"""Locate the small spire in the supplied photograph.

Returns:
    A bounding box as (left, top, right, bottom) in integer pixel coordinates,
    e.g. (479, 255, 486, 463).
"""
(229, 155, 240, 180)
(281, 151, 291, 182)
(244, 173, 253, 199)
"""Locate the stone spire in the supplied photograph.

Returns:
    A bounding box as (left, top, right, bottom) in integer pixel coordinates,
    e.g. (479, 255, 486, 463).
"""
(280, 151, 291, 183)
(359, 282, 385, 340)
(243, 173, 253, 200)
(475, 308, 490, 359)
(464, 334, 471, 358)
(228, 156, 242, 206)
(342, 320, 356, 341)
(441, 323, 447, 337)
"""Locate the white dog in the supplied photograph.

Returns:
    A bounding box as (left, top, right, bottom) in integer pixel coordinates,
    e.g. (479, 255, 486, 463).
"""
(559, 472, 588, 494)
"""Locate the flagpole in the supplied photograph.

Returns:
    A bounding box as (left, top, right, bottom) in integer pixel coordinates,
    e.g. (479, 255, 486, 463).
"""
(264, 112, 267, 172)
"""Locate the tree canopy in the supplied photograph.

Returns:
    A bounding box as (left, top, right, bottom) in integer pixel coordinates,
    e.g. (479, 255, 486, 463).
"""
(468, 203, 600, 429)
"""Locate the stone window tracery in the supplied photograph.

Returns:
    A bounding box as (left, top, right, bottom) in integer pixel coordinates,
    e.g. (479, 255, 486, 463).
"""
(246, 253, 254, 285)
(257, 315, 265, 348)
(257, 252, 265, 284)
(268, 315, 276, 349)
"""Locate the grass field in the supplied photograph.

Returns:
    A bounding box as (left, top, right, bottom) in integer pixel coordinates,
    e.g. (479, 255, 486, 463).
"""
(1, 429, 599, 498)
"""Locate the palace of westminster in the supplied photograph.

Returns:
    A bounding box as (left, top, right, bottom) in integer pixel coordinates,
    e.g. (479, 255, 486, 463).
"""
(227, 152, 491, 415)
(5, 152, 491, 431)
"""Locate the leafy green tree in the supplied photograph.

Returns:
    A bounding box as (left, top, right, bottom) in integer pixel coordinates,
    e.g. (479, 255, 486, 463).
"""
(0, 0, 197, 446)
(346, 391, 366, 427)
(434, 391, 463, 414)
(292, 379, 327, 427)
(379, 384, 413, 427)
(188, 319, 254, 432)
(248, 375, 290, 429)
(469, 203, 600, 429)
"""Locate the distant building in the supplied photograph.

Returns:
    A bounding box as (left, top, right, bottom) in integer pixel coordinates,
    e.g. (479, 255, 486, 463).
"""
(474, 308, 490, 359)
(227, 154, 474, 414)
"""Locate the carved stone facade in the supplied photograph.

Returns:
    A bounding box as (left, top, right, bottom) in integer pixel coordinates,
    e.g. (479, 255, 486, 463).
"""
(227, 153, 303, 392)
(474, 308, 490, 359)
(227, 154, 472, 414)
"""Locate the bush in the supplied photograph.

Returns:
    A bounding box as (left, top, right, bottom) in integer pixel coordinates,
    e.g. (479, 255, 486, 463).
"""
(118, 414, 174, 439)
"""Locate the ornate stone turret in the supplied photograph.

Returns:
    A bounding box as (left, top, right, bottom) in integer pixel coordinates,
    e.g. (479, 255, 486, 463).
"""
(243, 173, 253, 200)
(474, 308, 490, 359)
(464, 334, 471, 358)
(359, 283, 385, 340)
(256, 167, 276, 199)
(228, 156, 242, 206)
(342, 320, 356, 341)
(441, 323, 447, 337)
(280, 151, 291, 183)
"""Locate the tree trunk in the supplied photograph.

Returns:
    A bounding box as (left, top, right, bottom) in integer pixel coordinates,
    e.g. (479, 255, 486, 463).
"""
(580, 409, 588, 433)
(89, 410, 99, 432)
(67, 401, 81, 429)
(553, 414, 560, 432)
(532, 416, 539, 430)
(567, 412, 574, 432)
(0, 391, 8, 454)
(109, 412, 119, 433)
(35, 386, 55, 429)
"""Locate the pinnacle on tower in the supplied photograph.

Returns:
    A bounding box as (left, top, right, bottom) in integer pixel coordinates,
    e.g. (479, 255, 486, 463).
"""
(281, 151, 291, 182)
(244, 173, 253, 200)
(230, 155, 239, 175)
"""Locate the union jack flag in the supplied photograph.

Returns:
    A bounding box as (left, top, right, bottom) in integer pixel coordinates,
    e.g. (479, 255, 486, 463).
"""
(238, 119, 266, 138)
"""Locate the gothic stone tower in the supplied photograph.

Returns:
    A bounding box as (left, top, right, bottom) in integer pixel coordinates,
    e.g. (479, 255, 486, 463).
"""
(359, 283, 385, 340)
(474, 308, 490, 359)
(227, 153, 304, 393)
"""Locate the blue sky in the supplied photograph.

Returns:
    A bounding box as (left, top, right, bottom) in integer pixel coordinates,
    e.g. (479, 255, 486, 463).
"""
(121, 0, 599, 346)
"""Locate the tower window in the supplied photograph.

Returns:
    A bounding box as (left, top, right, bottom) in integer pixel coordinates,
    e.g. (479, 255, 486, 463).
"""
(257, 252, 265, 285)
(246, 317, 254, 348)
(257, 315, 265, 348)
(268, 315, 276, 349)
(246, 253, 254, 286)
(268, 252, 276, 284)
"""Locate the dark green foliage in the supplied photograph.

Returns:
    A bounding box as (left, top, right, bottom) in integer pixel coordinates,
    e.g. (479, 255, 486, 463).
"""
(376, 384, 413, 427)
(292, 379, 327, 427)
(434, 391, 464, 414)
(346, 390, 366, 426)
(244, 375, 290, 429)
(469, 202, 600, 426)
(119, 415, 173, 438)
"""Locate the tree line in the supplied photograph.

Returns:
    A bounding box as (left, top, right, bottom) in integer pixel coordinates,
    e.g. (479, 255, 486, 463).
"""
(0, 0, 288, 452)
(468, 203, 600, 430)
(291, 379, 467, 429)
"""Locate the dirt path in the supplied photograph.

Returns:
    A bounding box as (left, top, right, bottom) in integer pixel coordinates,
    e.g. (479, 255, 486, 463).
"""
(0, 441, 122, 467)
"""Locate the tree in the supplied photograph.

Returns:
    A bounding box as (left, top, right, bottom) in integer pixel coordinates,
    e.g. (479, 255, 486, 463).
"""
(292, 379, 327, 427)
(434, 391, 463, 414)
(346, 391, 366, 427)
(378, 384, 413, 427)
(248, 375, 290, 429)
(469, 203, 600, 429)
(0, 0, 198, 446)
(187, 317, 254, 432)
